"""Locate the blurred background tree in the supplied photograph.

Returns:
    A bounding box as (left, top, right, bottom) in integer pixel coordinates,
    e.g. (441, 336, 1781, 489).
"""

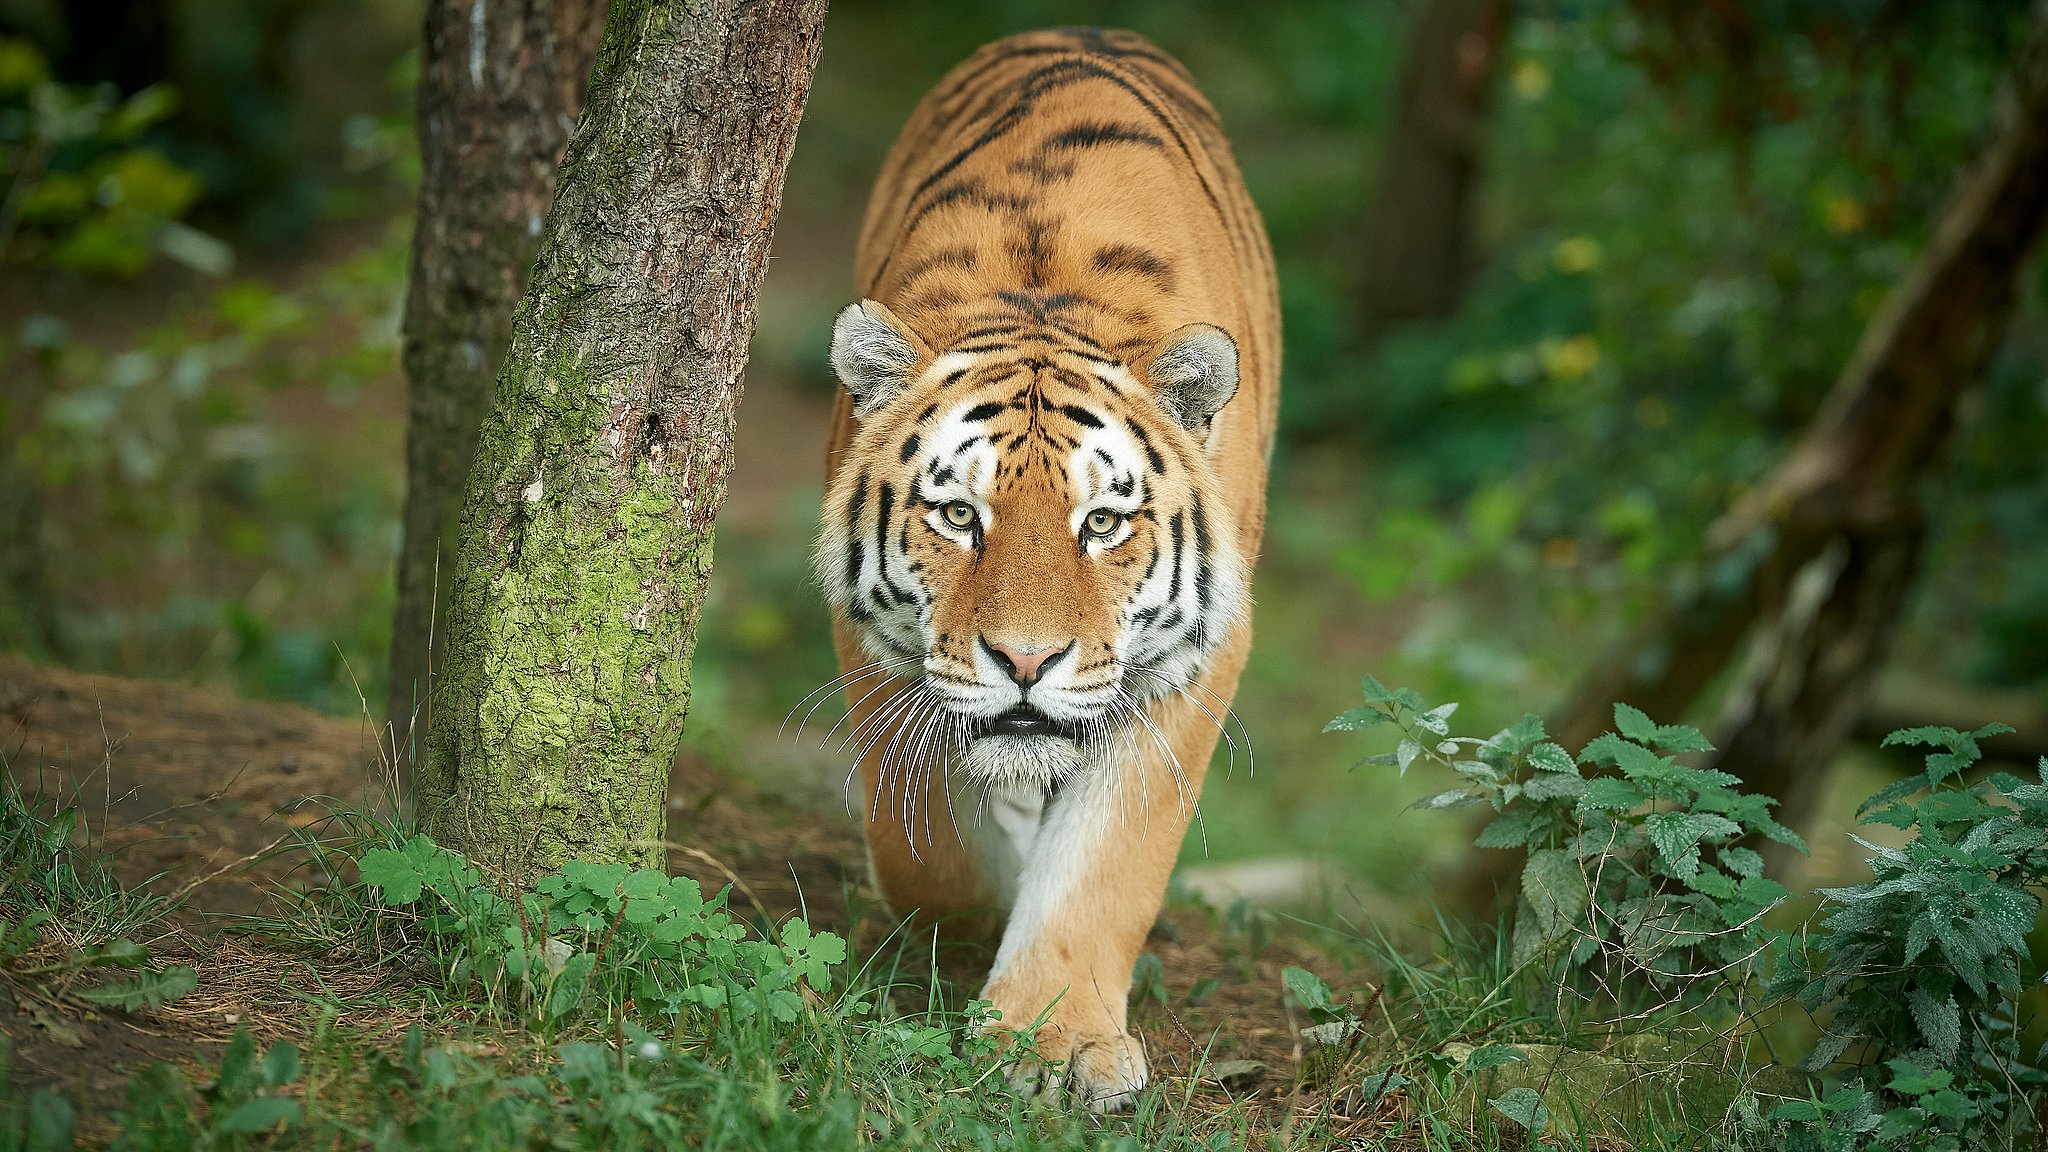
(1, 0, 2043, 911)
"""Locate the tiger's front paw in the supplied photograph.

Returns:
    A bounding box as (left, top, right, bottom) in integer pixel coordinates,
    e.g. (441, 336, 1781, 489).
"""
(997, 1025, 1149, 1113)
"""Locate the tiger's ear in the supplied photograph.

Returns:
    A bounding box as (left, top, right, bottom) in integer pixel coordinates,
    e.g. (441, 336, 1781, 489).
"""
(1143, 324, 1239, 436)
(831, 300, 933, 416)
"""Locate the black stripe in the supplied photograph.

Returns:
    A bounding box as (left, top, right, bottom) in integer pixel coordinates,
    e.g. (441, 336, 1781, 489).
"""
(874, 481, 914, 606)
(847, 471, 869, 529)
(1127, 419, 1166, 473)
(1092, 243, 1176, 292)
(1167, 512, 1184, 604)
(1046, 121, 1164, 151)
(962, 401, 1007, 422)
(899, 432, 921, 462)
(898, 245, 979, 285)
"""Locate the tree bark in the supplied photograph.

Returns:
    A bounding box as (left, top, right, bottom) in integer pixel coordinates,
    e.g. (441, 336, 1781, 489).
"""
(1551, 0, 2048, 825)
(416, 0, 826, 875)
(387, 0, 607, 771)
(1357, 0, 1509, 334)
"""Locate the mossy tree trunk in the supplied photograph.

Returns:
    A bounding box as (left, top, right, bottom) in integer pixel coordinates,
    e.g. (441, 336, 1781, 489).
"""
(418, 0, 828, 874)
(387, 0, 608, 770)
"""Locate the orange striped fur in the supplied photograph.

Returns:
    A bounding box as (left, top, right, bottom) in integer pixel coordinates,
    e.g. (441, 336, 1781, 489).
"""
(814, 27, 1279, 1110)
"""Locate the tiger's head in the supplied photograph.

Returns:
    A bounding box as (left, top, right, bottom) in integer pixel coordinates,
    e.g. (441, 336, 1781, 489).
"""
(817, 299, 1249, 790)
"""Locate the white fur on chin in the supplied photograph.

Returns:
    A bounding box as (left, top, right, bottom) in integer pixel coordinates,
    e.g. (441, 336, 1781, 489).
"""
(960, 733, 1086, 790)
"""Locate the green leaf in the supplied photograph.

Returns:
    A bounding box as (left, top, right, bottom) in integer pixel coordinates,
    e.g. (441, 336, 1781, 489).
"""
(548, 954, 595, 1020)
(1357, 1070, 1410, 1099)
(216, 1096, 298, 1133)
(1395, 739, 1422, 773)
(1718, 846, 1764, 878)
(23, 1090, 73, 1152)
(76, 965, 197, 1012)
(1881, 725, 1968, 751)
(82, 939, 152, 969)
(259, 1042, 301, 1088)
(1505, 713, 1547, 748)
(355, 847, 425, 904)
(1613, 703, 1657, 743)
(1282, 966, 1335, 1013)
(1359, 668, 1392, 705)
(1886, 1058, 1952, 1096)
(1489, 1086, 1550, 1132)
(1462, 1044, 1528, 1072)
(1323, 706, 1388, 733)
(1415, 702, 1459, 736)
(207, 1028, 260, 1107)
(1579, 777, 1646, 812)
(1475, 808, 1544, 849)
(1643, 812, 1742, 880)
(784, 925, 847, 991)
(1521, 772, 1587, 801)
(1410, 789, 1483, 811)
(1649, 724, 1714, 753)
(1770, 1099, 1824, 1123)
(1907, 990, 1961, 1062)
(1525, 742, 1576, 774)
(1855, 773, 1930, 819)
(1521, 849, 1586, 937)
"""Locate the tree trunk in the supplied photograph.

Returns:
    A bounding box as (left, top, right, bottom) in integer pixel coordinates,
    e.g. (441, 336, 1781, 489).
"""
(1553, 0, 2048, 822)
(1357, 0, 1509, 333)
(386, 0, 607, 772)
(416, 0, 827, 875)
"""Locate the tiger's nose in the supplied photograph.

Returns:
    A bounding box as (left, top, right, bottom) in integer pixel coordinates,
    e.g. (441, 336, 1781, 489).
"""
(982, 637, 1074, 688)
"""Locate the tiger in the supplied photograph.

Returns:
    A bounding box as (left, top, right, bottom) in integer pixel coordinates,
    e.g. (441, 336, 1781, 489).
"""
(813, 27, 1279, 1111)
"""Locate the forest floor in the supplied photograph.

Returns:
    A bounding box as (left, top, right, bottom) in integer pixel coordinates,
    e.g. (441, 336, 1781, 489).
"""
(0, 653, 1362, 1142)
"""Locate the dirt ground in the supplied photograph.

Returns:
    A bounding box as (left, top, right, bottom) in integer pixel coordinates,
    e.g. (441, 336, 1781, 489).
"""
(0, 653, 1350, 1126)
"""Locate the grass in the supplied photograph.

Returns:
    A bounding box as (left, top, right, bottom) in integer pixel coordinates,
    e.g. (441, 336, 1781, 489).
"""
(0, 762, 1829, 1152)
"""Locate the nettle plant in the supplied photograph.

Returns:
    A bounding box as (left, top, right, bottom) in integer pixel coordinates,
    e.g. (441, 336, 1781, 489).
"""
(354, 835, 846, 1034)
(1763, 725, 2048, 1150)
(1326, 679, 1803, 1001)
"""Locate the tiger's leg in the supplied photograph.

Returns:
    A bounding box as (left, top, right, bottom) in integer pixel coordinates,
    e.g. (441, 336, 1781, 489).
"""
(977, 684, 1231, 1112)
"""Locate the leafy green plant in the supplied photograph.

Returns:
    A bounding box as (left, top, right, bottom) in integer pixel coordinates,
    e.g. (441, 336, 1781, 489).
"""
(1763, 725, 2048, 1149)
(1328, 678, 1802, 1001)
(354, 833, 847, 1034)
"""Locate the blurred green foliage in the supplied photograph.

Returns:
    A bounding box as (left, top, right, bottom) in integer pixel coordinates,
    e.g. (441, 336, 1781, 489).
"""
(0, 35, 223, 277)
(0, 0, 2042, 899)
(0, 0, 420, 243)
(1, 223, 407, 712)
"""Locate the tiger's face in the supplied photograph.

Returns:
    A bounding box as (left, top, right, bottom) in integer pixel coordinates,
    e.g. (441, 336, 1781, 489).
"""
(819, 300, 1248, 787)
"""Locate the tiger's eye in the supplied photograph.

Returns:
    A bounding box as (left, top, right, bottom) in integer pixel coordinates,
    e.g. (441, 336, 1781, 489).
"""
(942, 501, 978, 529)
(1084, 509, 1122, 537)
